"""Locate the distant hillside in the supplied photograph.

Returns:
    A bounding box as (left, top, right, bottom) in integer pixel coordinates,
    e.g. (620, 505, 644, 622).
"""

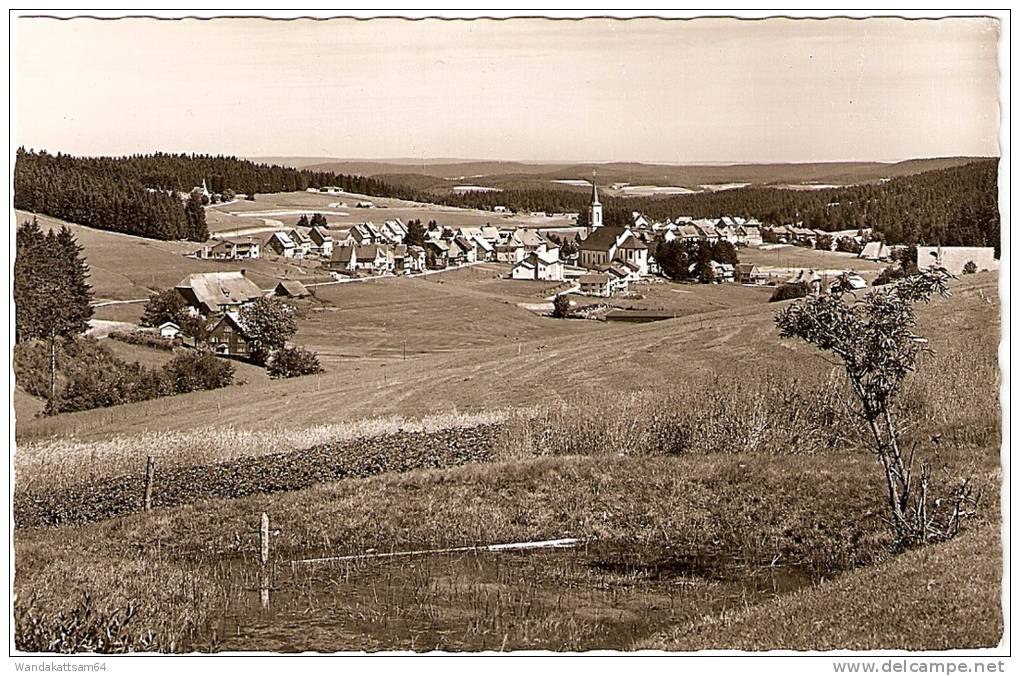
(300, 157, 990, 191)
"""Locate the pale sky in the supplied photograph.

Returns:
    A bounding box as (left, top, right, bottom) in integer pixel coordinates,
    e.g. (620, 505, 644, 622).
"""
(13, 16, 1001, 163)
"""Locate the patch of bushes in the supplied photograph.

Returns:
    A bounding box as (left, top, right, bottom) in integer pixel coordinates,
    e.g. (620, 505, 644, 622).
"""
(551, 294, 572, 319)
(267, 346, 323, 379)
(769, 281, 810, 302)
(13, 338, 234, 415)
(963, 261, 978, 274)
(164, 351, 235, 393)
(15, 424, 503, 527)
(835, 236, 864, 255)
(108, 330, 175, 351)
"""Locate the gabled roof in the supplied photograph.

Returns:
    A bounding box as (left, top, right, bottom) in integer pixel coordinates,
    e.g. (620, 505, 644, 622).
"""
(859, 241, 890, 259)
(617, 235, 648, 250)
(510, 228, 548, 248)
(269, 231, 295, 248)
(452, 236, 475, 253)
(332, 243, 390, 263)
(175, 271, 264, 313)
(288, 229, 312, 244)
(579, 273, 610, 284)
(212, 311, 252, 337)
(479, 226, 502, 241)
(308, 226, 332, 245)
(579, 226, 629, 252)
(472, 235, 495, 252)
(694, 223, 719, 238)
(515, 250, 561, 269)
(275, 280, 310, 297)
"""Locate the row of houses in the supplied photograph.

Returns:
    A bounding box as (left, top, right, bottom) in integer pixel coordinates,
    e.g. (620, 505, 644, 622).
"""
(631, 211, 882, 252)
(734, 264, 867, 290)
(196, 219, 414, 262)
(632, 213, 765, 247)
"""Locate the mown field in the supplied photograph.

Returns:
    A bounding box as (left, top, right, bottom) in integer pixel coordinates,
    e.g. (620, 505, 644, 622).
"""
(206, 190, 575, 235)
(13, 262, 1002, 651)
(15, 267, 999, 444)
(16, 210, 329, 302)
(740, 244, 888, 274)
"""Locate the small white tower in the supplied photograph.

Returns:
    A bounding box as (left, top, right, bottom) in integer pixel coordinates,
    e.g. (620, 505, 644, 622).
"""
(589, 171, 603, 232)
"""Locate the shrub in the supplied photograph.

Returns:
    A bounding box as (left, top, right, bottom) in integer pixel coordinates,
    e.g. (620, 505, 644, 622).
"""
(835, 236, 864, 254)
(769, 281, 810, 302)
(551, 294, 572, 319)
(963, 260, 978, 274)
(776, 268, 976, 546)
(14, 337, 147, 406)
(108, 330, 175, 351)
(164, 351, 235, 393)
(266, 346, 323, 379)
(873, 265, 906, 286)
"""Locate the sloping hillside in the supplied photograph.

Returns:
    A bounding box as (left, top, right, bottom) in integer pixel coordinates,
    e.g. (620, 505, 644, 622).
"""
(15, 270, 999, 444)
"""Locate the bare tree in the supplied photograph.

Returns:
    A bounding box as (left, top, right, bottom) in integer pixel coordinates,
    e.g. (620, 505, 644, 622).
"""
(775, 268, 977, 546)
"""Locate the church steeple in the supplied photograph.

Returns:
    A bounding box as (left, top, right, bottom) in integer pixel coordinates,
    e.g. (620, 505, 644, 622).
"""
(588, 169, 603, 231)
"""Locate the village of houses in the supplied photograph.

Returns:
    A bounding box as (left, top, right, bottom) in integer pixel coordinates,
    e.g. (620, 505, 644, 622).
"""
(157, 179, 999, 357)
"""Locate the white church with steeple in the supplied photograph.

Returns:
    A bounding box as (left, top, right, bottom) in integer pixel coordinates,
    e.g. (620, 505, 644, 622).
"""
(577, 170, 649, 278)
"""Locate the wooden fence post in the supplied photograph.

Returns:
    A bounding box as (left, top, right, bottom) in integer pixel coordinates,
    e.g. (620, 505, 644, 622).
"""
(260, 512, 270, 566)
(259, 512, 271, 609)
(143, 456, 155, 511)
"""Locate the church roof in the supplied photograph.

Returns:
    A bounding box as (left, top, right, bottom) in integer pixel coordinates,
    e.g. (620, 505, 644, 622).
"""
(579, 226, 628, 252)
(617, 235, 648, 250)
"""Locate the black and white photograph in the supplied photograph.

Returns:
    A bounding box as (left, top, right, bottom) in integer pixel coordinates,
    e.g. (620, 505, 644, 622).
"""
(7, 8, 1009, 665)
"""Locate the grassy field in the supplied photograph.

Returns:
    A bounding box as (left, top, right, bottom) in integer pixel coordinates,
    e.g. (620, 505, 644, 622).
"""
(16, 210, 329, 302)
(15, 270, 999, 445)
(740, 244, 888, 275)
(643, 524, 1003, 651)
(206, 190, 576, 235)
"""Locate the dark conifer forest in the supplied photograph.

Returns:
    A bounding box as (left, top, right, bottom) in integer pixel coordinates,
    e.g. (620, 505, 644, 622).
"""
(13, 149, 423, 242)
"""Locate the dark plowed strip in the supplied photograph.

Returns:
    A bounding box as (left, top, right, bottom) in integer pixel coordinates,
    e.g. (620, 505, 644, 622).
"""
(14, 424, 503, 528)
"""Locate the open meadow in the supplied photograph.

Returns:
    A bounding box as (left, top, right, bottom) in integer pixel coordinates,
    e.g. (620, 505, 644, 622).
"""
(740, 244, 888, 275)
(206, 190, 577, 236)
(13, 256, 1002, 651)
(16, 210, 331, 302)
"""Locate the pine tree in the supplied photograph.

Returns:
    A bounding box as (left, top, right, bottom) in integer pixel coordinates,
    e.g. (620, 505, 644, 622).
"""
(14, 218, 94, 408)
(184, 192, 209, 242)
